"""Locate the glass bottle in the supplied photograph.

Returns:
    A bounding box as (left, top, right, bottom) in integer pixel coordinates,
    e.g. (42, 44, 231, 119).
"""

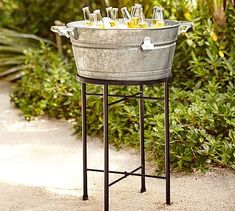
(106, 7, 118, 27)
(106, 7, 113, 19)
(110, 8, 118, 27)
(131, 5, 137, 18)
(131, 5, 140, 27)
(82, 6, 93, 27)
(130, 4, 148, 28)
(152, 6, 165, 28)
(112, 8, 119, 20)
(121, 7, 132, 27)
(138, 6, 148, 28)
(88, 13, 97, 27)
(94, 9, 105, 28)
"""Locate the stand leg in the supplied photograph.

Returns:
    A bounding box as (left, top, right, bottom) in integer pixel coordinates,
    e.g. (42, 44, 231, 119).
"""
(103, 84, 109, 211)
(164, 80, 170, 205)
(139, 85, 146, 193)
(82, 83, 88, 200)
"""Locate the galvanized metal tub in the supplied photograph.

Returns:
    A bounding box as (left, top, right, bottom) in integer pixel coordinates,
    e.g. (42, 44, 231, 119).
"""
(51, 20, 193, 81)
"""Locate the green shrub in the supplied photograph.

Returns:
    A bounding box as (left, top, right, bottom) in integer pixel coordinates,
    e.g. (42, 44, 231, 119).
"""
(0, 28, 54, 81)
(0, 0, 84, 36)
(173, 1, 235, 91)
(11, 44, 81, 120)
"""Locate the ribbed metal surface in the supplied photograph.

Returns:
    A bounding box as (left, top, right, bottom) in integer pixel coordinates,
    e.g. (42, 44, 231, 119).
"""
(68, 20, 180, 81)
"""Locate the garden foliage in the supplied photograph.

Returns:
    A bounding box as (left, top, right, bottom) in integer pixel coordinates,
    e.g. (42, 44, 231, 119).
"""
(0, 28, 53, 81)
(3, 0, 235, 172)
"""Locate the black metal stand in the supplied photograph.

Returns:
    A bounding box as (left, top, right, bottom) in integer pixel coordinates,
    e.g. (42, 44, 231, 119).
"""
(77, 75, 171, 211)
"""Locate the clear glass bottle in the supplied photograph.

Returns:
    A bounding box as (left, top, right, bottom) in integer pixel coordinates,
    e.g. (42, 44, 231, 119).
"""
(129, 4, 148, 28)
(94, 9, 105, 28)
(106, 7, 118, 27)
(152, 6, 165, 28)
(131, 5, 137, 18)
(111, 8, 119, 27)
(112, 8, 119, 20)
(138, 6, 148, 28)
(131, 4, 141, 27)
(88, 13, 97, 27)
(106, 7, 113, 18)
(121, 7, 132, 27)
(82, 6, 93, 27)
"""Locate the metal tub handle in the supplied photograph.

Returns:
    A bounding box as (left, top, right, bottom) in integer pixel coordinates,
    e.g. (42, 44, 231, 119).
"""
(141, 20, 193, 50)
(141, 37, 155, 50)
(50, 26, 79, 39)
(178, 21, 193, 35)
(141, 37, 176, 51)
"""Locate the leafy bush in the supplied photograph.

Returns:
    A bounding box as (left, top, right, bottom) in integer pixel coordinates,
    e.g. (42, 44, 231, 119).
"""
(11, 44, 81, 120)
(173, 3, 235, 91)
(0, 0, 83, 36)
(0, 28, 54, 81)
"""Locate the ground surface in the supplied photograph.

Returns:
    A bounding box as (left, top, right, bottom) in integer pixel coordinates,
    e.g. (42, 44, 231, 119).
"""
(0, 80, 234, 211)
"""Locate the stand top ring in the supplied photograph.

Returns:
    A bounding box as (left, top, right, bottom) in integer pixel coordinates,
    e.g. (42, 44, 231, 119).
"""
(76, 74, 171, 86)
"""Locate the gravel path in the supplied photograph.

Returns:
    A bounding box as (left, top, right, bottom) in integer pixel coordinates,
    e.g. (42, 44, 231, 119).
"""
(0, 80, 234, 211)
